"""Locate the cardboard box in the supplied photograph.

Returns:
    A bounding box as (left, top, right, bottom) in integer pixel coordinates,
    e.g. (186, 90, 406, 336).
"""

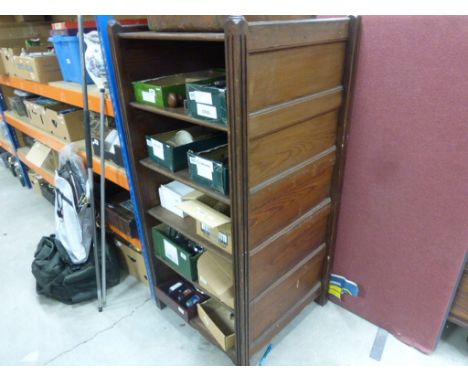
(0, 47, 20, 76)
(151, 223, 204, 281)
(146, 126, 226, 172)
(114, 238, 148, 285)
(133, 69, 224, 108)
(197, 250, 234, 309)
(25, 141, 58, 172)
(44, 104, 84, 142)
(28, 171, 45, 195)
(24, 97, 60, 130)
(106, 200, 138, 239)
(186, 80, 228, 125)
(197, 299, 235, 351)
(178, 196, 232, 254)
(187, 144, 229, 195)
(14, 53, 62, 83)
(159, 181, 202, 218)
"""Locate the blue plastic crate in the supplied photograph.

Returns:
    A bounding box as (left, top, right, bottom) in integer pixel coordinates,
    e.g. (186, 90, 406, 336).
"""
(50, 35, 93, 84)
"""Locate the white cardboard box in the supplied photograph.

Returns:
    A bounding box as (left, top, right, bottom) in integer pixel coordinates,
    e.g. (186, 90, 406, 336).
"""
(158, 181, 202, 218)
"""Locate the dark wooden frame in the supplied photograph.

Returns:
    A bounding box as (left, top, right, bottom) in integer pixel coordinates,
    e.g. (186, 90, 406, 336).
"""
(108, 16, 360, 366)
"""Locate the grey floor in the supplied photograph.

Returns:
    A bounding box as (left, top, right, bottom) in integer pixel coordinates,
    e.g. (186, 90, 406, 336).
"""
(0, 165, 467, 366)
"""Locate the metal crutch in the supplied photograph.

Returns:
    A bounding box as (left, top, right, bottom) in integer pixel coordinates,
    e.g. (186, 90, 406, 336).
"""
(78, 15, 103, 312)
(99, 87, 106, 305)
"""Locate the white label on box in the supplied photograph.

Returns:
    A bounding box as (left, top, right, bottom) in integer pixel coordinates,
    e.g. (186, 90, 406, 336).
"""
(188, 91, 195, 101)
(142, 88, 156, 103)
(194, 157, 213, 180)
(163, 239, 179, 266)
(196, 103, 217, 120)
(178, 307, 185, 315)
(180, 253, 187, 261)
(201, 223, 211, 235)
(218, 232, 229, 246)
(151, 139, 164, 160)
(194, 91, 213, 105)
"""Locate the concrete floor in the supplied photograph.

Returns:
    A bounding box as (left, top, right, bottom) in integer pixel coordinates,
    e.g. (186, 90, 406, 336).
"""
(0, 165, 467, 366)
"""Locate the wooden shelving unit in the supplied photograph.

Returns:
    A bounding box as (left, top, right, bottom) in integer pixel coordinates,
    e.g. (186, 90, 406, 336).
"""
(109, 16, 360, 365)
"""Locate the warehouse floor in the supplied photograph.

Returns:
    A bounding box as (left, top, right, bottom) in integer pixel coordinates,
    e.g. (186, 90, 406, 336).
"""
(0, 166, 467, 366)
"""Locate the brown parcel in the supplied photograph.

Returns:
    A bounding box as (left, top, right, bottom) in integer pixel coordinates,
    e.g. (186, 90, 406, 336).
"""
(25, 141, 58, 172)
(197, 250, 234, 309)
(114, 238, 148, 285)
(14, 54, 62, 83)
(44, 104, 84, 142)
(197, 299, 235, 351)
(23, 98, 47, 130)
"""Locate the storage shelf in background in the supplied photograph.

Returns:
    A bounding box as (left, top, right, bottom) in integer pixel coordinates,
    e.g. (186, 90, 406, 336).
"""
(0, 75, 114, 116)
(140, 158, 230, 205)
(130, 102, 228, 132)
(120, 31, 225, 42)
(153, 253, 234, 314)
(147, 205, 232, 260)
(0, 136, 14, 155)
(4, 111, 129, 190)
(17, 147, 55, 186)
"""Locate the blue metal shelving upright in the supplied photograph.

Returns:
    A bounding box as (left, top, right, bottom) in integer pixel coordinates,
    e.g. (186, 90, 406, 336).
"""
(95, 15, 157, 302)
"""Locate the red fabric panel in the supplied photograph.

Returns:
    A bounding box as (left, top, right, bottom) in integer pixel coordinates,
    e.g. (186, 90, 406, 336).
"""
(333, 16, 468, 353)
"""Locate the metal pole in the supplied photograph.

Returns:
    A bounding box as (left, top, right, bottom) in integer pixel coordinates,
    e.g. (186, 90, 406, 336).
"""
(99, 88, 106, 305)
(78, 15, 103, 312)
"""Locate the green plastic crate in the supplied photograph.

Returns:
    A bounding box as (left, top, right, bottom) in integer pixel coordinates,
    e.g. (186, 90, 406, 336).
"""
(152, 224, 204, 281)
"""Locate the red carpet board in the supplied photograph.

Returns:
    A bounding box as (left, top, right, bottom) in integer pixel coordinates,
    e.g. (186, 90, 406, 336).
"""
(332, 16, 468, 353)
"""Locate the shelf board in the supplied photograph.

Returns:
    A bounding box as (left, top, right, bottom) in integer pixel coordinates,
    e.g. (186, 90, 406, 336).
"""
(0, 75, 114, 116)
(120, 31, 225, 42)
(153, 254, 234, 314)
(17, 147, 55, 185)
(189, 317, 237, 363)
(108, 224, 142, 252)
(140, 158, 230, 205)
(130, 102, 228, 132)
(4, 111, 129, 190)
(148, 205, 232, 260)
(0, 136, 14, 155)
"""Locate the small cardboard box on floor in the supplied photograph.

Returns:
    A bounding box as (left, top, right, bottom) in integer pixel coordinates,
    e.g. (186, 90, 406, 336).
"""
(26, 141, 58, 172)
(114, 238, 148, 285)
(44, 104, 84, 142)
(197, 299, 235, 351)
(178, 196, 232, 254)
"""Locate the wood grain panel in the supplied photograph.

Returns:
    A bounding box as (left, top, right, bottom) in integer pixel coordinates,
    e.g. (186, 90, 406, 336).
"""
(248, 17, 349, 53)
(248, 87, 342, 140)
(249, 247, 325, 341)
(450, 270, 468, 324)
(249, 203, 331, 299)
(247, 42, 346, 112)
(249, 111, 338, 187)
(249, 150, 335, 249)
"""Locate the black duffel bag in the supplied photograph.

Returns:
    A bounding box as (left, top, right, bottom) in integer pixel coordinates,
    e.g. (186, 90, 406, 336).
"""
(31, 234, 121, 304)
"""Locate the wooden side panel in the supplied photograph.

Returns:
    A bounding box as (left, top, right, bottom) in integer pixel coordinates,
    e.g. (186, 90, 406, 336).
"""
(450, 269, 468, 325)
(249, 247, 325, 342)
(249, 150, 335, 249)
(247, 42, 345, 112)
(249, 203, 331, 299)
(249, 111, 338, 187)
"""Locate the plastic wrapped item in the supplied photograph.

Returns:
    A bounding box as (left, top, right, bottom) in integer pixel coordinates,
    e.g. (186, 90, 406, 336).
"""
(83, 31, 107, 90)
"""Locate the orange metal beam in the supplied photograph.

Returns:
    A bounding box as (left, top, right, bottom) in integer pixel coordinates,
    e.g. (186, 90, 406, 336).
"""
(17, 148, 55, 186)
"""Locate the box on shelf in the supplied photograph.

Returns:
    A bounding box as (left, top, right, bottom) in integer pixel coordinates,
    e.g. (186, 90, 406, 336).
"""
(114, 238, 148, 285)
(49, 35, 93, 84)
(187, 144, 229, 195)
(159, 181, 202, 218)
(197, 250, 234, 309)
(133, 69, 224, 108)
(186, 79, 228, 126)
(44, 103, 84, 142)
(178, 195, 232, 254)
(155, 278, 209, 323)
(151, 223, 205, 281)
(146, 126, 226, 172)
(26, 141, 58, 172)
(13, 52, 62, 83)
(24, 97, 60, 130)
(0, 47, 20, 76)
(92, 129, 124, 167)
(8, 89, 36, 117)
(106, 199, 138, 239)
(197, 299, 235, 351)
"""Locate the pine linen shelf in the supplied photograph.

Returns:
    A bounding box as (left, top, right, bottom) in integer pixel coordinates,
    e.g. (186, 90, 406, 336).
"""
(109, 16, 360, 365)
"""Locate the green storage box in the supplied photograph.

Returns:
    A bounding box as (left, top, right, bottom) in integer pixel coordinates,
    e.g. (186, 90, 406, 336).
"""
(133, 69, 225, 108)
(152, 224, 204, 281)
(186, 80, 228, 126)
(187, 144, 229, 195)
(146, 126, 226, 173)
